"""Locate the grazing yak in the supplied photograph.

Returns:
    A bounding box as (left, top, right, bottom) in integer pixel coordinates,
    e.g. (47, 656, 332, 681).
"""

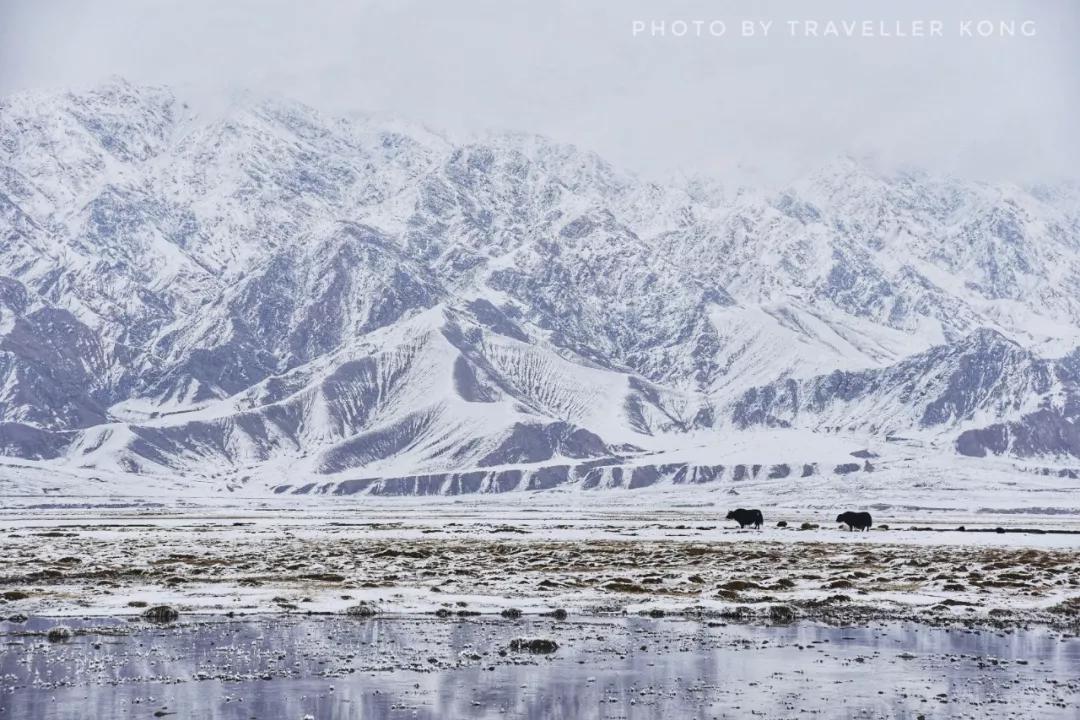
(726, 508, 764, 529)
(836, 511, 873, 531)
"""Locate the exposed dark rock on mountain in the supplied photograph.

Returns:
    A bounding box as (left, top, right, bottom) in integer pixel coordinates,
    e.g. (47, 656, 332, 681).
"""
(2, 79, 1080, 493)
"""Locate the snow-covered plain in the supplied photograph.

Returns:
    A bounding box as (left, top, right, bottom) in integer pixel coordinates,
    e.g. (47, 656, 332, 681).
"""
(2, 491, 1078, 628)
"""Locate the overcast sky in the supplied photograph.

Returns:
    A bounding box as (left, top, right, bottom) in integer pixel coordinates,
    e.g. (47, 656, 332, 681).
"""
(1, 0, 1076, 184)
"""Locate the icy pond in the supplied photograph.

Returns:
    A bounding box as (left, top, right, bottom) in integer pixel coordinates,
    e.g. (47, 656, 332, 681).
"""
(2, 615, 1078, 719)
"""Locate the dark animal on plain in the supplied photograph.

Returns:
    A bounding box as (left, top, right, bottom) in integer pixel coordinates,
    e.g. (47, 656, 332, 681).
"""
(726, 508, 763, 529)
(836, 511, 873, 531)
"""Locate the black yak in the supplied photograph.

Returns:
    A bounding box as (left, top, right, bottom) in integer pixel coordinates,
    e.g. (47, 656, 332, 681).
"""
(726, 508, 763, 529)
(836, 511, 873, 531)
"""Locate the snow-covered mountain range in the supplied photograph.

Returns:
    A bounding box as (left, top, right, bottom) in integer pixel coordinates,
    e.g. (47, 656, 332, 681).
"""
(3, 78, 1080, 496)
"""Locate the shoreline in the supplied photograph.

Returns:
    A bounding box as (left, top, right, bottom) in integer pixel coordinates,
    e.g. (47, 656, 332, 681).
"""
(5, 602, 1080, 633)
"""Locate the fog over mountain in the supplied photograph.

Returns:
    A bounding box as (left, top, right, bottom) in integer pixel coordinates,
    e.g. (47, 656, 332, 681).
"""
(1, 80, 1080, 495)
(2, 0, 1077, 184)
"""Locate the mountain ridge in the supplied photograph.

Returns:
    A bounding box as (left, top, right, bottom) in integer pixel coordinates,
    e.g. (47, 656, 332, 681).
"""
(2, 78, 1080, 495)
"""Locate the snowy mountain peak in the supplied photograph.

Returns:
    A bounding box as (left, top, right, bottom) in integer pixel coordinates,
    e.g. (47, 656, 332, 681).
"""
(1, 80, 1080, 494)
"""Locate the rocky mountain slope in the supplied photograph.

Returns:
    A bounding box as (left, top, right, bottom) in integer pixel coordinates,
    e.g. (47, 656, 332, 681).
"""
(2, 79, 1080, 495)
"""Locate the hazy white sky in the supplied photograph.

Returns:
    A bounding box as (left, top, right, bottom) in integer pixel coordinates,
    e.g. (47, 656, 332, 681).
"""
(2, 0, 1076, 183)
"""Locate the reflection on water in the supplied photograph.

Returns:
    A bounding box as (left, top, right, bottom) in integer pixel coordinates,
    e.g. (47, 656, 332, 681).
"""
(2, 615, 1078, 719)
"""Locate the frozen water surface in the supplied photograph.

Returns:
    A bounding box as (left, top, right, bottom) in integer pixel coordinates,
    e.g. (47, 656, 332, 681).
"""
(2, 615, 1078, 719)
